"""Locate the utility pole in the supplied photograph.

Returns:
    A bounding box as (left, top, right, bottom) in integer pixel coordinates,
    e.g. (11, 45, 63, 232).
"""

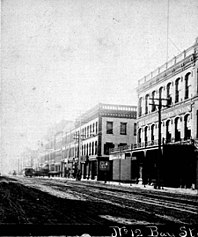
(157, 95, 162, 189)
(73, 119, 82, 180)
(149, 95, 171, 189)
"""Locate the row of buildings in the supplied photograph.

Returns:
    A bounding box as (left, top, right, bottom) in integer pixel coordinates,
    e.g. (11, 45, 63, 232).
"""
(22, 37, 198, 189)
(37, 104, 137, 181)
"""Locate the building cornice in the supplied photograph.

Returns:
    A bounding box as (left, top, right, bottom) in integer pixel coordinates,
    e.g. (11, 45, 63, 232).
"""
(137, 99, 193, 127)
(137, 39, 198, 94)
(137, 54, 197, 94)
(75, 103, 137, 128)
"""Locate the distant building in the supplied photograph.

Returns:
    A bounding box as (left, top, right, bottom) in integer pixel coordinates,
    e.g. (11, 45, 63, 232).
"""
(39, 103, 137, 181)
(38, 120, 74, 175)
(20, 148, 38, 173)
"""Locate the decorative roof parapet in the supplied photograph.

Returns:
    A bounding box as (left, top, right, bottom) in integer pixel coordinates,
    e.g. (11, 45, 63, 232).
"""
(138, 37, 198, 87)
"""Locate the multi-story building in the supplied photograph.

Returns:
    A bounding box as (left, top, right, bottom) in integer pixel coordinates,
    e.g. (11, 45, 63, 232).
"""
(38, 120, 74, 176)
(39, 103, 137, 180)
(110, 37, 198, 189)
(62, 127, 76, 178)
(73, 103, 137, 181)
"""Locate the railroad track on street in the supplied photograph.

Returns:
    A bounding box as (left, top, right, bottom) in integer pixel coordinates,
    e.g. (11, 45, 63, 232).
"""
(24, 178, 198, 225)
(9, 177, 198, 225)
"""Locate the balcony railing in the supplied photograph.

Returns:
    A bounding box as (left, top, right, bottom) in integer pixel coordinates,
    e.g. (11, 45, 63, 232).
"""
(110, 140, 159, 153)
(110, 137, 195, 154)
(109, 144, 131, 153)
(163, 137, 193, 145)
(138, 45, 195, 86)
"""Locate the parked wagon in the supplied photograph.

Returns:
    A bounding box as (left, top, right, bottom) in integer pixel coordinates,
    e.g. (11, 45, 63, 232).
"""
(23, 168, 35, 177)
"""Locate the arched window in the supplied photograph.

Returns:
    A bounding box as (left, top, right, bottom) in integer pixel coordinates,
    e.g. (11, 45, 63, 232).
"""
(84, 144, 86, 156)
(138, 128, 142, 144)
(159, 86, 163, 99)
(151, 124, 155, 144)
(151, 91, 156, 112)
(167, 82, 172, 106)
(184, 114, 191, 140)
(175, 117, 181, 142)
(95, 141, 97, 155)
(145, 94, 149, 114)
(166, 120, 171, 143)
(175, 78, 180, 103)
(92, 142, 94, 155)
(87, 126, 90, 137)
(145, 126, 148, 146)
(185, 73, 191, 99)
(89, 143, 91, 155)
(86, 144, 88, 156)
(138, 97, 143, 117)
(82, 145, 84, 155)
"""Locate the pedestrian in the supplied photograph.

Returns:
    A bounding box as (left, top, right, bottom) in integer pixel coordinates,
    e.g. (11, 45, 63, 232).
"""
(76, 170, 81, 181)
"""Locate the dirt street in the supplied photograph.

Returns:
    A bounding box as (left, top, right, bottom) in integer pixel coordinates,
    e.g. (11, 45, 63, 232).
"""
(0, 176, 197, 236)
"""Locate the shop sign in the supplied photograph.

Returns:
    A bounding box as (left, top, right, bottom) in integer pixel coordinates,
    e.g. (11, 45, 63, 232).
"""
(99, 161, 110, 171)
(109, 153, 125, 160)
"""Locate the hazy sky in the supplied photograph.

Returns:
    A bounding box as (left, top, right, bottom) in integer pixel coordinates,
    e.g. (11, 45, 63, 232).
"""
(1, 0, 198, 172)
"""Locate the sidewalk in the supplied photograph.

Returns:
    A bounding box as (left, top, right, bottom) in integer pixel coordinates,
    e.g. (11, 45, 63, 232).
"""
(50, 176, 198, 195)
(81, 178, 198, 196)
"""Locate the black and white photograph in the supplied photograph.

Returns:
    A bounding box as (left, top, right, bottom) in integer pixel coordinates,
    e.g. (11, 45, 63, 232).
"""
(1, 0, 198, 236)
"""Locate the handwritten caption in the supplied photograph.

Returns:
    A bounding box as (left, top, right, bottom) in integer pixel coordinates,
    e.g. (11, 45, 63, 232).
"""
(110, 226, 198, 237)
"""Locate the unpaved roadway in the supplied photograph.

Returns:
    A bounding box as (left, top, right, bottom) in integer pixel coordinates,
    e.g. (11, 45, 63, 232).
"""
(0, 176, 197, 226)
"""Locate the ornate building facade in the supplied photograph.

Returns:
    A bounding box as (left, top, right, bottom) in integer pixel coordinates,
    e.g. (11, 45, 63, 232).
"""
(110, 37, 198, 189)
(135, 38, 198, 188)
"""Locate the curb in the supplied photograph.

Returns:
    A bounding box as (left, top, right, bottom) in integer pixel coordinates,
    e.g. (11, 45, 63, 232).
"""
(45, 176, 198, 196)
(80, 179, 198, 196)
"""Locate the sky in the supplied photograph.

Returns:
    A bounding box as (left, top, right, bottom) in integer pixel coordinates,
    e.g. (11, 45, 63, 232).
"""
(1, 0, 198, 173)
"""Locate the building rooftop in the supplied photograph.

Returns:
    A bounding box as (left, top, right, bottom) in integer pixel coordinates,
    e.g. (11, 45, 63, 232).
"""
(138, 37, 198, 87)
(75, 103, 137, 127)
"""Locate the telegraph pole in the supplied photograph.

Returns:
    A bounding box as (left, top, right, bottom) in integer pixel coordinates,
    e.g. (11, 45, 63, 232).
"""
(157, 94, 163, 189)
(73, 117, 83, 181)
(150, 96, 171, 189)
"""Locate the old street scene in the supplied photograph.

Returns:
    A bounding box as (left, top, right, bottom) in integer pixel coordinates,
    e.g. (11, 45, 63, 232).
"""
(1, 0, 198, 236)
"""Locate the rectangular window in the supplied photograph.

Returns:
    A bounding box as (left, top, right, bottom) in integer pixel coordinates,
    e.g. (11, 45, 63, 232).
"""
(104, 142, 114, 155)
(118, 143, 127, 148)
(106, 121, 113, 134)
(96, 122, 98, 135)
(87, 126, 89, 137)
(120, 122, 127, 135)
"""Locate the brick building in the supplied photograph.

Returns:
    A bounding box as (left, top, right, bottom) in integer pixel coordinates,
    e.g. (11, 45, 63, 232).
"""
(111, 37, 198, 189)
(74, 103, 137, 181)
(39, 103, 137, 181)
